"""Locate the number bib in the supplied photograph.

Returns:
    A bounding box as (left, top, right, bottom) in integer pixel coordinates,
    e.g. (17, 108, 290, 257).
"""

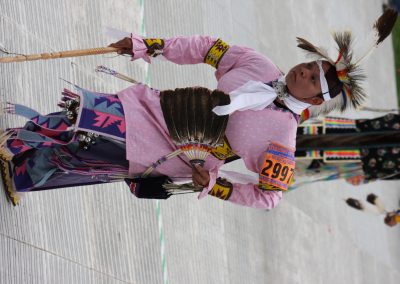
(259, 142, 295, 191)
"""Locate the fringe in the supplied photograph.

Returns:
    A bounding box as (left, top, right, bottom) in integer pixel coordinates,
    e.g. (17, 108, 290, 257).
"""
(0, 129, 14, 161)
(162, 182, 203, 194)
(0, 101, 16, 116)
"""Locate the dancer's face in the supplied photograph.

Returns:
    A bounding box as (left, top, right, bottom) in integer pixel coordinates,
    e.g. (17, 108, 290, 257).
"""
(286, 61, 331, 105)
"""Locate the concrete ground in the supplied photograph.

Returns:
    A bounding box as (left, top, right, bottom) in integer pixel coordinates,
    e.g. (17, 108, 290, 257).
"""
(0, 0, 399, 283)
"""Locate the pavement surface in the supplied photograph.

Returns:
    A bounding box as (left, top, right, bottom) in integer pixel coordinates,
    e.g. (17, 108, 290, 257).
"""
(0, 0, 399, 283)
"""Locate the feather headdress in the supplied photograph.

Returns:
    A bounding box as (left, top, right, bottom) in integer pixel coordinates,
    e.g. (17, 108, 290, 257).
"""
(297, 8, 398, 117)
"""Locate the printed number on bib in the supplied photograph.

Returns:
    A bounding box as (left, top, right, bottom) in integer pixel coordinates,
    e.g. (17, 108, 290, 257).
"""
(259, 142, 295, 191)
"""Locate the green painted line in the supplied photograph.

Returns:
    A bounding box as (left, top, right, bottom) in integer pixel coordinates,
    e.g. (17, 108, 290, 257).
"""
(138, 1, 168, 283)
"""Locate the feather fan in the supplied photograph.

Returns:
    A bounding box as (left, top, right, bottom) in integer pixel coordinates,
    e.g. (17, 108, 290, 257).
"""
(160, 87, 230, 166)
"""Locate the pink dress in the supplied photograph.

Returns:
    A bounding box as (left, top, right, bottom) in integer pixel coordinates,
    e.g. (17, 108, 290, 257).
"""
(117, 35, 299, 209)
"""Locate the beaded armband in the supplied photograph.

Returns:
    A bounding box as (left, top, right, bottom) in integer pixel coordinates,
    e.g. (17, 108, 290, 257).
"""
(208, 178, 233, 200)
(259, 177, 295, 191)
(258, 183, 284, 191)
(204, 38, 230, 68)
(143, 38, 165, 57)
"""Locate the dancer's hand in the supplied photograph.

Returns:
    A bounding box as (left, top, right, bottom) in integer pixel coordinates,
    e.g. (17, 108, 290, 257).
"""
(109, 37, 133, 55)
(192, 164, 210, 187)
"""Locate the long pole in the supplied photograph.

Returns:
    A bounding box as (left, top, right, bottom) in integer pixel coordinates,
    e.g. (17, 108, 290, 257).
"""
(0, 47, 119, 63)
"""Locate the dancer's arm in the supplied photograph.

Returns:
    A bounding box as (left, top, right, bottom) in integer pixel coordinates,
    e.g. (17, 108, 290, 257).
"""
(193, 162, 289, 209)
(207, 177, 283, 210)
(109, 34, 275, 81)
(193, 147, 292, 210)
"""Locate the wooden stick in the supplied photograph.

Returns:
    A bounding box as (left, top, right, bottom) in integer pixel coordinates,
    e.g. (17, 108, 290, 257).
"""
(95, 65, 139, 84)
(0, 47, 119, 63)
(359, 106, 399, 113)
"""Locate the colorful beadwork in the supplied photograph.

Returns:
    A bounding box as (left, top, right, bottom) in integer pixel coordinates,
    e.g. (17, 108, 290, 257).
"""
(204, 39, 230, 68)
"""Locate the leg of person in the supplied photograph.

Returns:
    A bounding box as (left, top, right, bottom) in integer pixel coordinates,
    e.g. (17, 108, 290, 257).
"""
(0, 87, 129, 205)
